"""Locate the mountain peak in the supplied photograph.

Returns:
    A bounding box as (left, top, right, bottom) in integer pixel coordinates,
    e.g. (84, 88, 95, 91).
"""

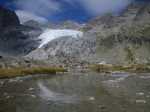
(0, 6, 20, 28)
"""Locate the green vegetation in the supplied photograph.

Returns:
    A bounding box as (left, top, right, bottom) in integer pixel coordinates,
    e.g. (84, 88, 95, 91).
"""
(90, 64, 150, 73)
(0, 67, 67, 79)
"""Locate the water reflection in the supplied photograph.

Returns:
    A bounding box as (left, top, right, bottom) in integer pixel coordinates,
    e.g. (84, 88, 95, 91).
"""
(0, 73, 150, 112)
(38, 82, 80, 104)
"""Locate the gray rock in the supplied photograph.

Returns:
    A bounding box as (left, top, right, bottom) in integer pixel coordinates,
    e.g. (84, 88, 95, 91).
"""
(95, 3, 150, 64)
(0, 6, 42, 56)
(26, 31, 96, 63)
(0, 6, 20, 28)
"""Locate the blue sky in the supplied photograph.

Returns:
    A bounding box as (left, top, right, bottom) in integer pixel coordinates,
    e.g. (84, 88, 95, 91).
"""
(0, 0, 147, 23)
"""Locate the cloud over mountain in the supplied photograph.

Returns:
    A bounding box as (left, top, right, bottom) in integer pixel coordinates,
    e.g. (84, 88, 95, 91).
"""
(14, 0, 61, 17)
(64, 0, 132, 15)
(5, 0, 136, 22)
(16, 10, 48, 23)
(78, 0, 131, 15)
(14, 0, 132, 16)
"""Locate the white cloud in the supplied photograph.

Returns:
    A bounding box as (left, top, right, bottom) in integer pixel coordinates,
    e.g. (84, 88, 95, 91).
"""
(14, 0, 61, 17)
(16, 10, 48, 24)
(14, 0, 132, 21)
(78, 0, 132, 15)
(63, 0, 132, 15)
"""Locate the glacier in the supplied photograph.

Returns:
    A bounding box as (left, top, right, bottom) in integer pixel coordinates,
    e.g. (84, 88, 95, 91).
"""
(38, 29, 83, 48)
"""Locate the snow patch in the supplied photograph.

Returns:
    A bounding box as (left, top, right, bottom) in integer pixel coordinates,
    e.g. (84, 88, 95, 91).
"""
(38, 29, 83, 48)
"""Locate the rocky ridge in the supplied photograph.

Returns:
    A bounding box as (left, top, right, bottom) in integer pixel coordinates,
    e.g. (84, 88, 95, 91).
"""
(0, 6, 42, 56)
(94, 3, 150, 64)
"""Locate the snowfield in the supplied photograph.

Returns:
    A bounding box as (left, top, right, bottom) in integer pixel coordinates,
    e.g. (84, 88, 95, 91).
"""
(38, 29, 83, 48)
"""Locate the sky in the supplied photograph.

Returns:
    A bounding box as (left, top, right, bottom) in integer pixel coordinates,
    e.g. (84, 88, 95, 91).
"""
(0, 0, 148, 23)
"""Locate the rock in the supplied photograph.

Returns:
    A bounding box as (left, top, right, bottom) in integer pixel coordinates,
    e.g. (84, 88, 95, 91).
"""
(60, 20, 83, 29)
(98, 105, 107, 110)
(28, 88, 34, 91)
(0, 55, 3, 59)
(95, 3, 150, 64)
(0, 81, 4, 86)
(146, 95, 150, 98)
(23, 20, 43, 29)
(136, 99, 146, 104)
(136, 92, 145, 96)
(98, 61, 107, 65)
(30, 95, 37, 98)
(0, 6, 20, 28)
(89, 97, 95, 101)
(6, 96, 11, 99)
(0, 6, 42, 56)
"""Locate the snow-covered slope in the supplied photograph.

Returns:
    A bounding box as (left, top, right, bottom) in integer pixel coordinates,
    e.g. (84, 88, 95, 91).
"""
(38, 29, 83, 48)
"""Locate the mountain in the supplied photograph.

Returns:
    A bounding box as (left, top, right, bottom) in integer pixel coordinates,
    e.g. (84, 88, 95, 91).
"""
(0, 6, 41, 56)
(0, 6, 20, 28)
(95, 3, 150, 64)
(1, 3, 150, 66)
(26, 2, 150, 65)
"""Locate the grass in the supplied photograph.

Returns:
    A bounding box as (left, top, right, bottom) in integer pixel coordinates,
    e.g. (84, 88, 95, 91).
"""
(90, 64, 150, 73)
(0, 66, 67, 78)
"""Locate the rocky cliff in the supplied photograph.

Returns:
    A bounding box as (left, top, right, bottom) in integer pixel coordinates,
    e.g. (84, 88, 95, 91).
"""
(0, 6, 20, 28)
(0, 6, 41, 56)
(95, 3, 150, 64)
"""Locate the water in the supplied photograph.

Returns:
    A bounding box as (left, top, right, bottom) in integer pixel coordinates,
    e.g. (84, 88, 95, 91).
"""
(0, 72, 150, 112)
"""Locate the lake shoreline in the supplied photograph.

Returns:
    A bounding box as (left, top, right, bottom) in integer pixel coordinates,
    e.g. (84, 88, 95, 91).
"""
(1, 63, 150, 79)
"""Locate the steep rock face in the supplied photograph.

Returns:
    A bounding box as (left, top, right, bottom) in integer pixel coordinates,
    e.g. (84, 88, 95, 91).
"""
(95, 3, 150, 64)
(0, 6, 41, 56)
(0, 6, 20, 28)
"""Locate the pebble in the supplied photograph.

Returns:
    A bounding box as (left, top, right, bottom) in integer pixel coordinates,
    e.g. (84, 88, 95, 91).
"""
(98, 105, 106, 110)
(136, 92, 144, 96)
(146, 95, 150, 98)
(28, 88, 34, 91)
(0, 81, 4, 85)
(139, 76, 150, 79)
(89, 97, 95, 101)
(3, 92, 8, 96)
(19, 80, 23, 82)
(30, 95, 37, 98)
(8, 79, 17, 83)
(6, 96, 11, 99)
(136, 100, 146, 104)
